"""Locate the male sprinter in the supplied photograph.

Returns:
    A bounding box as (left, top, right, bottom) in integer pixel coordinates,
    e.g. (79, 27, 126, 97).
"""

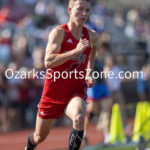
(25, 0, 97, 149)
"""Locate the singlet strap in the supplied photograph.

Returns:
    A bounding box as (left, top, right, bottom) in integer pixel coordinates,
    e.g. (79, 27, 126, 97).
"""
(62, 24, 69, 33)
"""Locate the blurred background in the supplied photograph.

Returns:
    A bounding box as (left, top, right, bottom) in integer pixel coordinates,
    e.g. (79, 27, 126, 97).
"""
(0, 0, 150, 149)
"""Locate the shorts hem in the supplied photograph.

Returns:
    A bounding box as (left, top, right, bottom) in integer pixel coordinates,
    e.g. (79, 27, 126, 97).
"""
(38, 112, 60, 119)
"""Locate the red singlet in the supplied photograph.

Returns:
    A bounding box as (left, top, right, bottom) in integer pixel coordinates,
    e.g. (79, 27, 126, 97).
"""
(38, 24, 91, 119)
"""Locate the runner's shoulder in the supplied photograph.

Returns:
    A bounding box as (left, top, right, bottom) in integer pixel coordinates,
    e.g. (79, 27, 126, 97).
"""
(49, 25, 65, 41)
(87, 27, 98, 41)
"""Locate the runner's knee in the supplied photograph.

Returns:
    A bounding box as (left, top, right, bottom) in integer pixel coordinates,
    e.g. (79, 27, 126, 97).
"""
(73, 114, 84, 130)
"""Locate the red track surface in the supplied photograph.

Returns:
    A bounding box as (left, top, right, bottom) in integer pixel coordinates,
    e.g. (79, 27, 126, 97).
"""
(0, 124, 104, 150)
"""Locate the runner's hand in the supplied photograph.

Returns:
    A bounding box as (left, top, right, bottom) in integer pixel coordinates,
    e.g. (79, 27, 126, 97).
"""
(85, 75, 96, 88)
(76, 38, 90, 53)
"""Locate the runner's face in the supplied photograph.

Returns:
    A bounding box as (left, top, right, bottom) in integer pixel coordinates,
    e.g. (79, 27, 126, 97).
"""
(69, 1, 90, 25)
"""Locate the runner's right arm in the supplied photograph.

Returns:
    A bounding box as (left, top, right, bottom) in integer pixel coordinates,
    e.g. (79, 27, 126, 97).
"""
(44, 27, 90, 68)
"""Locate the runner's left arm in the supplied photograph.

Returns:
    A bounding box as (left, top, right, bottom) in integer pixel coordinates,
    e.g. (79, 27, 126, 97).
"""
(85, 29, 98, 87)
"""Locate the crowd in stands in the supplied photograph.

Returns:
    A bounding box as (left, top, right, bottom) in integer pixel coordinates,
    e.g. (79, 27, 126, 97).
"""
(0, 0, 150, 133)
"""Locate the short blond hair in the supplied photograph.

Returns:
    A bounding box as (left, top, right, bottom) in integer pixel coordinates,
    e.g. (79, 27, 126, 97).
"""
(69, 0, 90, 8)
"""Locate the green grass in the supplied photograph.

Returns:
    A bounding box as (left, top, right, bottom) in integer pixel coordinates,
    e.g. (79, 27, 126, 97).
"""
(90, 145, 136, 150)
(81, 145, 137, 150)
